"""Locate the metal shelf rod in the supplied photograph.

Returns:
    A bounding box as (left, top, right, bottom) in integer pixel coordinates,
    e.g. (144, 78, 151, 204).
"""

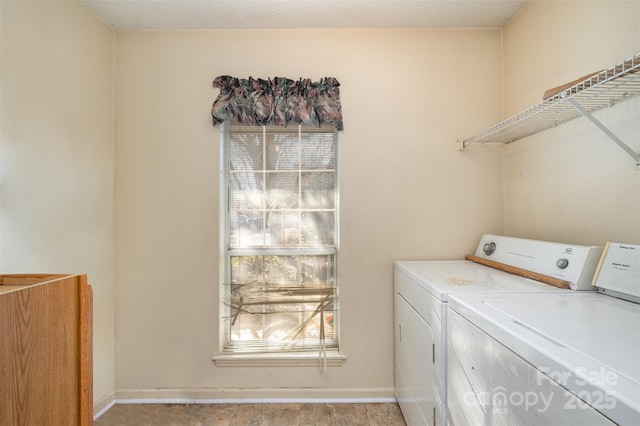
(566, 97, 640, 165)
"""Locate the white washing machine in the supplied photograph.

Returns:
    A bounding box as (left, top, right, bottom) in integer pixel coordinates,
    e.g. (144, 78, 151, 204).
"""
(394, 234, 603, 426)
(447, 270, 640, 425)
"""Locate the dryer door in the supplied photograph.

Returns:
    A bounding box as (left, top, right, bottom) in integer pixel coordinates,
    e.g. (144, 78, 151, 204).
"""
(396, 293, 436, 425)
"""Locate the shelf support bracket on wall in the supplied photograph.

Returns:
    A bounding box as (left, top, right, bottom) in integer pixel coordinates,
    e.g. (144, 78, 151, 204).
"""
(566, 97, 640, 169)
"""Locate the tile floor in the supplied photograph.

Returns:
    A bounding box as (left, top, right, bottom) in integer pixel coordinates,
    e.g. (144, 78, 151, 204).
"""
(94, 402, 407, 426)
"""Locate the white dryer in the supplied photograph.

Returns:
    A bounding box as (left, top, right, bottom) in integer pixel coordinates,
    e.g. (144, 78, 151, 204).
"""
(394, 234, 603, 426)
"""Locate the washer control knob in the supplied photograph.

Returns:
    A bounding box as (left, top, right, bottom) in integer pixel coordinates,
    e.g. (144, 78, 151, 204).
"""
(483, 242, 496, 256)
(556, 258, 569, 269)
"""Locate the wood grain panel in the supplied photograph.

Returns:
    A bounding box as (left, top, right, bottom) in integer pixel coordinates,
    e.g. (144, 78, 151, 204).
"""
(81, 277, 93, 426)
(0, 275, 92, 426)
(0, 274, 64, 285)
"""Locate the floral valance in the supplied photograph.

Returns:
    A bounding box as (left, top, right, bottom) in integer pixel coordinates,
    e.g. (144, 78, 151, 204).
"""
(211, 76, 343, 130)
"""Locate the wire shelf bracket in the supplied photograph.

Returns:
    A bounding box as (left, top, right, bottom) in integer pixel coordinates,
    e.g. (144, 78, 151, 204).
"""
(458, 52, 640, 169)
(565, 97, 640, 170)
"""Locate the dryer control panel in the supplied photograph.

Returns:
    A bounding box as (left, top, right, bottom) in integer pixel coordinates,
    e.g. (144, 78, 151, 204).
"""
(475, 234, 603, 291)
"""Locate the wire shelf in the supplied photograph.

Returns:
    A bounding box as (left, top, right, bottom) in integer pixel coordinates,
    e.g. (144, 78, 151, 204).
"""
(460, 52, 640, 148)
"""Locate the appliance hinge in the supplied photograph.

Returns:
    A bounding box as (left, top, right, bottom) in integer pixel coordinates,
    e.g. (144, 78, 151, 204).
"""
(433, 407, 436, 426)
(432, 343, 435, 363)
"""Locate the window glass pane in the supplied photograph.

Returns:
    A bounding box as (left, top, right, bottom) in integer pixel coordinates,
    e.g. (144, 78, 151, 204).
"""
(230, 255, 265, 284)
(263, 255, 300, 284)
(266, 172, 298, 209)
(229, 212, 265, 248)
(266, 133, 299, 170)
(265, 211, 300, 247)
(301, 211, 334, 247)
(300, 254, 334, 285)
(229, 172, 263, 210)
(301, 133, 334, 169)
(301, 172, 334, 209)
(230, 133, 263, 171)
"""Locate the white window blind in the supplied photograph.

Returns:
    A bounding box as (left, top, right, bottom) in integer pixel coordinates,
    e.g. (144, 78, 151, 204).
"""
(220, 122, 339, 357)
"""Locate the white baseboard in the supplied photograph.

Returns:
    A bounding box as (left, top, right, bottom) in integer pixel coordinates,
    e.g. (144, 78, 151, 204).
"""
(93, 390, 116, 420)
(114, 387, 396, 405)
(93, 387, 397, 419)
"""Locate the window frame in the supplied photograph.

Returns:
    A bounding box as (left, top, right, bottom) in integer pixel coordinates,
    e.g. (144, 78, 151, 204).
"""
(215, 121, 342, 365)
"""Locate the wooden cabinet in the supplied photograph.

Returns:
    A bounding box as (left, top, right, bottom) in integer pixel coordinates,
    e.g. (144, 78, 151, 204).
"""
(0, 274, 93, 426)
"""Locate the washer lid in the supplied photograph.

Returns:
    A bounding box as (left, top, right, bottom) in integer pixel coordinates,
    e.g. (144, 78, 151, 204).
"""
(448, 292, 640, 425)
(394, 260, 570, 302)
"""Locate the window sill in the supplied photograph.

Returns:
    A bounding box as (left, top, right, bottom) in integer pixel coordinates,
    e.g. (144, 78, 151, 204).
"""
(212, 351, 346, 367)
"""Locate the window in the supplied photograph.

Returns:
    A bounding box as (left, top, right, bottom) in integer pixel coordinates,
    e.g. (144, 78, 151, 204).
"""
(219, 122, 339, 359)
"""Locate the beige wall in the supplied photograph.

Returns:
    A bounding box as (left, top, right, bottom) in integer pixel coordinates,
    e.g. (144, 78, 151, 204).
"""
(501, 0, 640, 245)
(7, 0, 635, 409)
(0, 0, 116, 409)
(114, 29, 504, 397)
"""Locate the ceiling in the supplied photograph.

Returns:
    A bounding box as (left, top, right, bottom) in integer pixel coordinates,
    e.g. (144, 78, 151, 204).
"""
(82, 0, 528, 31)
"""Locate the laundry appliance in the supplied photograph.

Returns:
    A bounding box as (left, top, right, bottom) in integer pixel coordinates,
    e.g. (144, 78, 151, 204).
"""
(447, 244, 639, 425)
(394, 234, 603, 425)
